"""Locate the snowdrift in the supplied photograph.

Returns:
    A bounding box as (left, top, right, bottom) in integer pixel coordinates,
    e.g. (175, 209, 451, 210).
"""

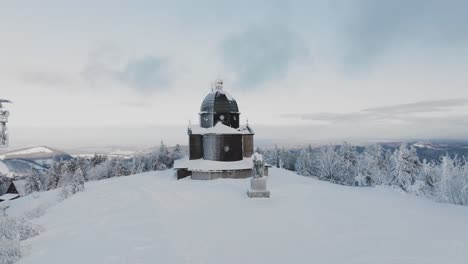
(7, 168, 468, 264)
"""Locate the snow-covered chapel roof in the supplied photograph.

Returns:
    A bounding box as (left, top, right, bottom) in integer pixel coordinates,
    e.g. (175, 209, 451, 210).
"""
(174, 156, 254, 172)
(189, 123, 253, 135)
(200, 80, 239, 113)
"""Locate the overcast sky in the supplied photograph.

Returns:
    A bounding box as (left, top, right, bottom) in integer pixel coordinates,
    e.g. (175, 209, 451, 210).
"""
(1, 0, 468, 148)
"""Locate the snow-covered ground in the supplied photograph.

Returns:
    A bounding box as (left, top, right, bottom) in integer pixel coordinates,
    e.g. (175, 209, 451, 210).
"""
(7, 168, 468, 264)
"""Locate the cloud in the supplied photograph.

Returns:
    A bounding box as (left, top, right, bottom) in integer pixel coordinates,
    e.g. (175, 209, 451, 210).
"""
(21, 71, 72, 86)
(117, 56, 170, 92)
(120, 100, 153, 108)
(82, 47, 171, 93)
(282, 98, 468, 124)
(343, 0, 468, 65)
(220, 25, 309, 88)
(364, 99, 468, 115)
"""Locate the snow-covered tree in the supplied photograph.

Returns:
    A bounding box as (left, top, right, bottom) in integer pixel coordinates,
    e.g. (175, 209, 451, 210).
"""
(391, 143, 421, 191)
(171, 144, 185, 161)
(358, 144, 386, 186)
(295, 149, 313, 176)
(435, 155, 468, 205)
(46, 162, 61, 190)
(158, 141, 172, 168)
(70, 167, 85, 194)
(254, 146, 264, 155)
(131, 155, 146, 174)
(113, 158, 131, 177)
(316, 145, 343, 182)
(24, 169, 43, 195)
(59, 162, 71, 186)
(418, 159, 439, 195)
(273, 145, 281, 168)
(90, 153, 107, 166)
(337, 142, 358, 185)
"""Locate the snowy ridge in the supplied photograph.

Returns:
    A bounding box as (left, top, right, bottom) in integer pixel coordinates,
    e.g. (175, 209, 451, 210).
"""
(6, 168, 468, 264)
(0, 146, 71, 161)
(0, 147, 53, 159)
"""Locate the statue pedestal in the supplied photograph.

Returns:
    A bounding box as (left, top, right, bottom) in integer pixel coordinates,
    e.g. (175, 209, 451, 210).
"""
(247, 177, 270, 198)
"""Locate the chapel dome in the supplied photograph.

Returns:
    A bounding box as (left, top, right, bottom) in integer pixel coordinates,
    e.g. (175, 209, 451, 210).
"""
(200, 80, 239, 113)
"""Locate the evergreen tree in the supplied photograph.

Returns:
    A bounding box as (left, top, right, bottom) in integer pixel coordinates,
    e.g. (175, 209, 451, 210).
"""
(131, 155, 146, 174)
(70, 167, 85, 194)
(336, 142, 359, 185)
(391, 143, 421, 191)
(91, 153, 107, 166)
(358, 144, 385, 186)
(47, 162, 61, 190)
(295, 149, 313, 176)
(171, 144, 185, 161)
(273, 145, 281, 168)
(255, 146, 264, 155)
(418, 159, 439, 195)
(114, 158, 131, 176)
(59, 162, 70, 186)
(25, 168, 43, 195)
(158, 141, 172, 168)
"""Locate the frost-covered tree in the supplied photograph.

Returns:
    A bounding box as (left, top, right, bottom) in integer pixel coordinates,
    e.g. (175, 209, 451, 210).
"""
(316, 145, 343, 182)
(391, 143, 421, 191)
(418, 159, 439, 195)
(59, 162, 71, 186)
(66, 159, 79, 175)
(46, 162, 61, 190)
(158, 141, 172, 168)
(358, 144, 386, 186)
(295, 149, 313, 176)
(273, 145, 281, 168)
(255, 146, 264, 155)
(435, 155, 468, 205)
(24, 169, 43, 195)
(70, 167, 85, 194)
(113, 158, 131, 177)
(77, 157, 90, 181)
(131, 155, 146, 174)
(171, 144, 185, 161)
(90, 153, 107, 167)
(337, 142, 358, 185)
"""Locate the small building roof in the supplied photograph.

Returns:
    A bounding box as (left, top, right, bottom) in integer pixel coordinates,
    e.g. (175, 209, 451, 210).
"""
(0, 193, 19, 201)
(11, 180, 27, 196)
(189, 123, 254, 135)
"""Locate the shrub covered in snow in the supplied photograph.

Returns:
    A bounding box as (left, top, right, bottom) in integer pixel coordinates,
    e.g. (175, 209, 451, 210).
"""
(0, 214, 41, 264)
(263, 142, 468, 206)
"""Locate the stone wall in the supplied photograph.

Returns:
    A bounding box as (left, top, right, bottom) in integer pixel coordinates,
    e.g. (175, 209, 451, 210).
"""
(192, 169, 252, 180)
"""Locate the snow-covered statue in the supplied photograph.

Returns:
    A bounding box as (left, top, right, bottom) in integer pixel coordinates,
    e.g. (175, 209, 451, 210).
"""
(247, 153, 270, 198)
(253, 154, 265, 178)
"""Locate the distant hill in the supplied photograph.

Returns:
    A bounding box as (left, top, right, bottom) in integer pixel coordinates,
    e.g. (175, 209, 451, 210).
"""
(0, 146, 72, 161)
(379, 140, 468, 161)
(0, 146, 72, 176)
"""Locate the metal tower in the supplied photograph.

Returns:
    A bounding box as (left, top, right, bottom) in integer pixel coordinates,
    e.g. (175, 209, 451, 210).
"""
(0, 99, 12, 147)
